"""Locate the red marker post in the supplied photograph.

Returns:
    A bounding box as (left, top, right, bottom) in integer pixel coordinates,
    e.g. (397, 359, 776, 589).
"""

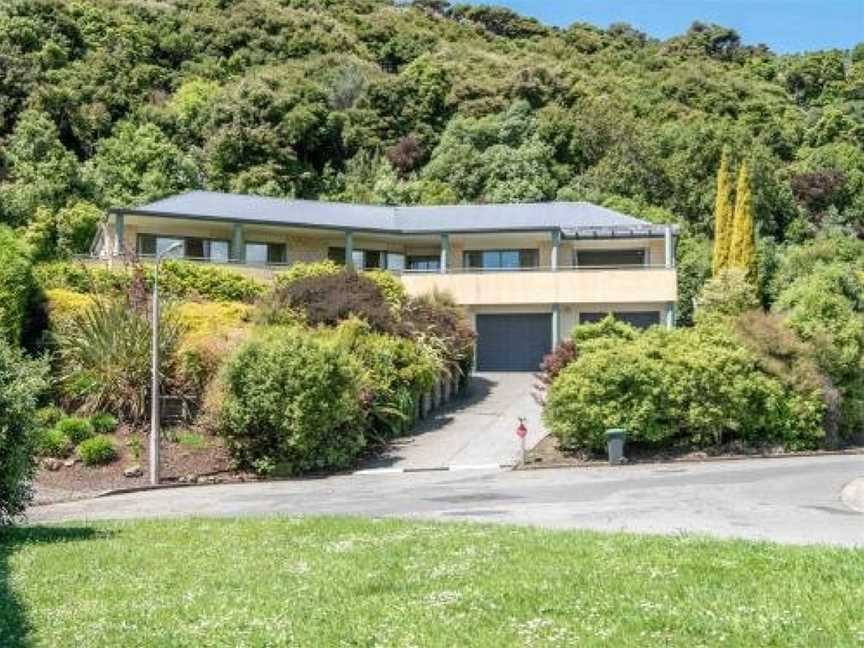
(516, 417, 528, 465)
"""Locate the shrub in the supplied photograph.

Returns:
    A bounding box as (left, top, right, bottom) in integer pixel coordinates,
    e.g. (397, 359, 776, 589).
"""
(274, 260, 341, 286)
(696, 269, 760, 320)
(174, 301, 253, 402)
(364, 269, 408, 308)
(35, 260, 266, 304)
(157, 260, 265, 303)
(323, 319, 441, 440)
(0, 226, 37, 345)
(533, 340, 578, 404)
(219, 327, 365, 475)
(0, 341, 49, 524)
(37, 428, 72, 458)
(544, 323, 825, 452)
(55, 416, 94, 445)
(44, 288, 97, 330)
(90, 413, 118, 434)
(55, 298, 183, 422)
(34, 405, 64, 429)
(34, 261, 131, 294)
(260, 270, 400, 334)
(77, 435, 117, 466)
(401, 291, 476, 379)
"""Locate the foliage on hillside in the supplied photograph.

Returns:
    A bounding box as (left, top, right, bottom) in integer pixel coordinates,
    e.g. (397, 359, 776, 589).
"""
(0, 0, 860, 246)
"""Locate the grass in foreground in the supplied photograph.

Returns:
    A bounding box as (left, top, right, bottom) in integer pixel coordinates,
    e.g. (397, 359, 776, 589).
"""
(1, 518, 862, 647)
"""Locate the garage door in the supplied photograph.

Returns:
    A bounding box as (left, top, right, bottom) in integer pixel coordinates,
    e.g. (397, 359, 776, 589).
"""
(579, 311, 661, 330)
(476, 314, 552, 372)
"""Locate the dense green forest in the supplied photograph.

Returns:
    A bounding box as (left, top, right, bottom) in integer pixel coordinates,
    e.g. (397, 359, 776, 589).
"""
(1, 0, 862, 238)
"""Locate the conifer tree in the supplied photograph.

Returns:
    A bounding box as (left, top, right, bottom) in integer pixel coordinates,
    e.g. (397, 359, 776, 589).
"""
(729, 161, 757, 278)
(711, 151, 735, 276)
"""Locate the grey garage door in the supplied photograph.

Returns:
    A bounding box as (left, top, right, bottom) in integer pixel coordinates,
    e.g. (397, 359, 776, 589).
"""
(579, 311, 661, 330)
(476, 314, 552, 372)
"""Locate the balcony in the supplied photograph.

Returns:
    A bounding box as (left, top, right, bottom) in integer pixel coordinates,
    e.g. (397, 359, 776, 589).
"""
(399, 266, 678, 306)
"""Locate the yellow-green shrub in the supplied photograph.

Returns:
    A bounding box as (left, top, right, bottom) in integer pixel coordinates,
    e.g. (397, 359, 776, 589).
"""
(44, 288, 96, 330)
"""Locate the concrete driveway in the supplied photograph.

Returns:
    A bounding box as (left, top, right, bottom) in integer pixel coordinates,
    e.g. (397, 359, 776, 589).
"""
(28, 455, 864, 546)
(364, 372, 547, 471)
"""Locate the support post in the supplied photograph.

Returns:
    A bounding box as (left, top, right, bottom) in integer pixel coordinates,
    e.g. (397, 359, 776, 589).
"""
(552, 304, 561, 347)
(664, 225, 675, 269)
(550, 230, 561, 271)
(345, 230, 354, 270)
(440, 233, 449, 274)
(232, 223, 245, 264)
(150, 261, 160, 486)
(114, 213, 125, 258)
(666, 304, 676, 329)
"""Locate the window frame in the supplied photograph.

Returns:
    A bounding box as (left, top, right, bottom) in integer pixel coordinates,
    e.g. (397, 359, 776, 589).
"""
(463, 248, 539, 270)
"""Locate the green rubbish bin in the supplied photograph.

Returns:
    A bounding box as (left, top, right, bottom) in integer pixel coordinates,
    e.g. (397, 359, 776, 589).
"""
(605, 429, 627, 465)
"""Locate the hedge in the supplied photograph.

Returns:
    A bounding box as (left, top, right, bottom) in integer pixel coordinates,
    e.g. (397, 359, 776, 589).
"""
(0, 226, 37, 345)
(35, 260, 265, 303)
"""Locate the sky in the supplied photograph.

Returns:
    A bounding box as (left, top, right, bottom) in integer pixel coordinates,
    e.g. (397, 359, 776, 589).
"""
(478, 1, 864, 53)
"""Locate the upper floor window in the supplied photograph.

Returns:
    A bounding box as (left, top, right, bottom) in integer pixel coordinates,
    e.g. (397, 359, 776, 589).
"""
(406, 255, 440, 272)
(137, 234, 229, 262)
(463, 249, 539, 270)
(245, 242, 286, 265)
(575, 249, 646, 267)
(328, 247, 400, 271)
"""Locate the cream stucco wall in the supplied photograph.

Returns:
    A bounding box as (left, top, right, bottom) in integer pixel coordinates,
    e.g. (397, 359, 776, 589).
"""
(400, 268, 677, 306)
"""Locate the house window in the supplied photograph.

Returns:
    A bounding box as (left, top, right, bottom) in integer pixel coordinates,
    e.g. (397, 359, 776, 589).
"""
(137, 235, 185, 258)
(579, 311, 660, 329)
(328, 247, 390, 270)
(575, 249, 646, 267)
(463, 249, 539, 270)
(137, 235, 231, 262)
(406, 255, 440, 272)
(245, 242, 287, 265)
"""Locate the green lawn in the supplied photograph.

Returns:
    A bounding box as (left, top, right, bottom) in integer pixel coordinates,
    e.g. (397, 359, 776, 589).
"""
(1, 518, 862, 647)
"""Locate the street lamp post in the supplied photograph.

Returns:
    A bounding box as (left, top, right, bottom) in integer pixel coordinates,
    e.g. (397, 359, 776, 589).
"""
(150, 242, 183, 486)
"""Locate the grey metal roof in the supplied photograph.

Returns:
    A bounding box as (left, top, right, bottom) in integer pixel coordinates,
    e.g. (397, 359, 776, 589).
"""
(115, 191, 673, 237)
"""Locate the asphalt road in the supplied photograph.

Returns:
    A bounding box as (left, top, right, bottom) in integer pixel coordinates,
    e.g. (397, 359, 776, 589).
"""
(27, 454, 864, 547)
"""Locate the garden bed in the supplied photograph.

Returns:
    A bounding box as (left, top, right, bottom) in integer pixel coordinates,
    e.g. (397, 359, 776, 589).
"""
(34, 427, 247, 505)
(523, 434, 864, 469)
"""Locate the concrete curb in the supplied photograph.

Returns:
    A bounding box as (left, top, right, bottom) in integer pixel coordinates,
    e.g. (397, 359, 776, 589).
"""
(840, 478, 864, 513)
(354, 464, 512, 476)
(519, 448, 864, 471)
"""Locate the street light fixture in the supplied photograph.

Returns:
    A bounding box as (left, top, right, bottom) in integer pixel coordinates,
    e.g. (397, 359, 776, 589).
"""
(150, 241, 183, 486)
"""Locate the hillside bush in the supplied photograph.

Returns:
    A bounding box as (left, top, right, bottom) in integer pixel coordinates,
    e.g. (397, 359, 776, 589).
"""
(157, 260, 264, 303)
(55, 416, 94, 445)
(35, 260, 265, 303)
(260, 270, 400, 334)
(174, 301, 253, 403)
(0, 226, 37, 345)
(219, 328, 365, 475)
(0, 341, 49, 524)
(55, 298, 183, 422)
(274, 260, 341, 286)
(544, 322, 825, 452)
(695, 269, 761, 320)
(77, 435, 117, 466)
(324, 320, 440, 440)
(37, 428, 72, 458)
(401, 291, 476, 379)
(44, 288, 97, 330)
(90, 413, 118, 435)
(364, 270, 408, 308)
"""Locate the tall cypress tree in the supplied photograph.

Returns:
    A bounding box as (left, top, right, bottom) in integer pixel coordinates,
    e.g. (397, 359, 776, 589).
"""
(729, 161, 757, 278)
(711, 151, 735, 276)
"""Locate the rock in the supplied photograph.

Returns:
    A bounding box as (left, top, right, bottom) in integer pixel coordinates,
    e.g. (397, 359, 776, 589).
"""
(42, 458, 62, 471)
(123, 465, 143, 478)
(63, 458, 78, 468)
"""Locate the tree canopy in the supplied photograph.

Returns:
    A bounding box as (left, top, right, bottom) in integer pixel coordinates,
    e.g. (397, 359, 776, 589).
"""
(0, 0, 861, 246)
